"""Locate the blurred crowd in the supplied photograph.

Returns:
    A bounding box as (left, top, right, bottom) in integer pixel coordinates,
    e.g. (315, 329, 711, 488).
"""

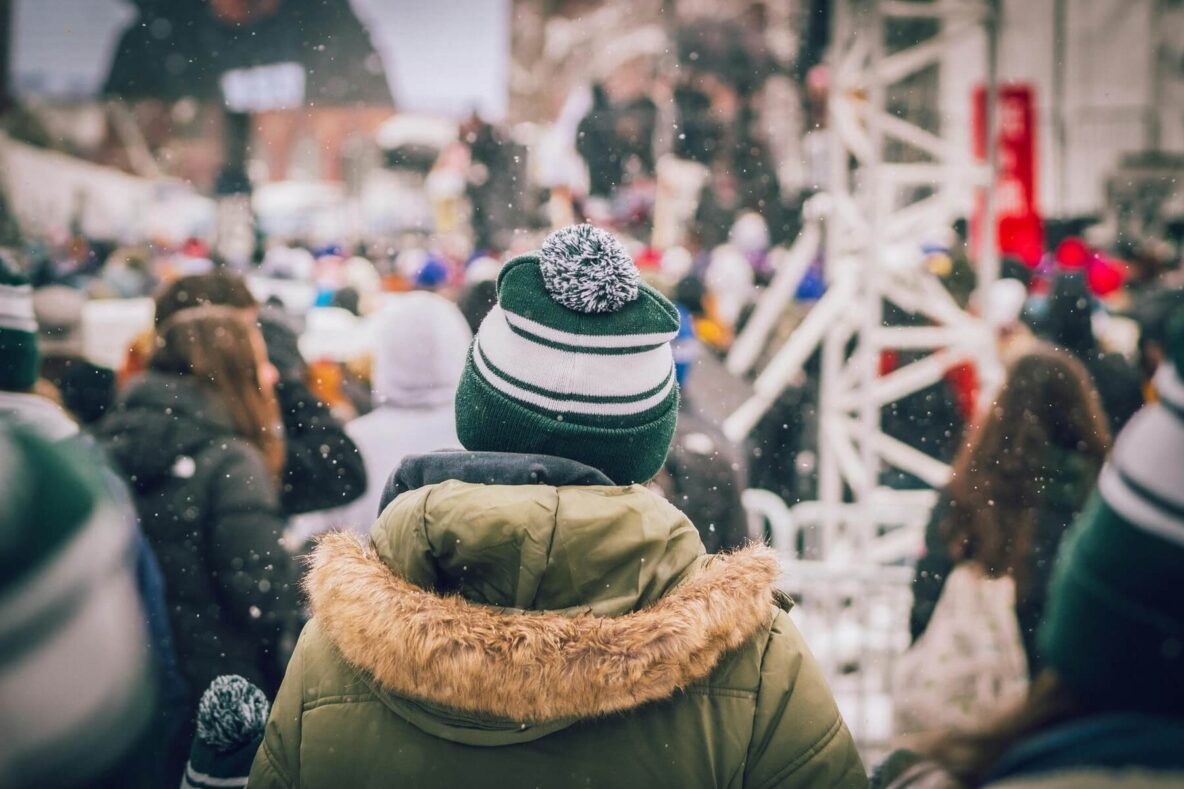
(1, 197, 1183, 786)
(2, 22, 1184, 776)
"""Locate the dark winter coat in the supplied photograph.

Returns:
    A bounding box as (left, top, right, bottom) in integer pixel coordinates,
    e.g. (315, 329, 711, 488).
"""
(259, 311, 367, 516)
(909, 452, 1098, 675)
(747, 379, 819, 506)
(577, 86, 623, 197)
(96, 372, 301, 701)
(1043, 271, 1144, 434)
(39, 354, 117, 425)
(657, 403, 749, 553)
(250, 453, 866, 789)
(1081, 351, 1144, 435)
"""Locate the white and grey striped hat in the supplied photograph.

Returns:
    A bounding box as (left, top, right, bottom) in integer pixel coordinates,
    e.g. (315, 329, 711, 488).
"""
(1096, 346, 1184, 546)
(1040, 311, 1184, 714)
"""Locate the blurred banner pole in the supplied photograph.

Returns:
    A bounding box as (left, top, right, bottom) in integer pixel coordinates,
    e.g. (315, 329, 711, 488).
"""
(0, 0, 11, 115)
(215, 110, 255, 268)
(726, 0, 997, 562)
(977, 0, 1002, 308)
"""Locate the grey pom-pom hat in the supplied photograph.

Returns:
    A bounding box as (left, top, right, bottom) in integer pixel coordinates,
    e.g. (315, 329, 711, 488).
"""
(454, 225, 681, 484)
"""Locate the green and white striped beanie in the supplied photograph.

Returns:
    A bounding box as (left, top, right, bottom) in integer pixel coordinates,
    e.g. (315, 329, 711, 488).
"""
(455, 224, 681, 484)
(1039, 313, 1184, 714)
(0, 256, 38, 392)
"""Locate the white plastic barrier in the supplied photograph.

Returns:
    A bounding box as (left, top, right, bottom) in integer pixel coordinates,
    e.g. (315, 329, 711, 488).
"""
(82, 298, 155, 370)
(0, 133, 213, 242)
(246, 276, 318, 315)
(744, 487, 934, 566)
(298, 306, 374, 363)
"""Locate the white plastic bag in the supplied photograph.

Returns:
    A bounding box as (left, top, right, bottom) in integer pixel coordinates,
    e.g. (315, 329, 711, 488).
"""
(894, 563, 1029, 735)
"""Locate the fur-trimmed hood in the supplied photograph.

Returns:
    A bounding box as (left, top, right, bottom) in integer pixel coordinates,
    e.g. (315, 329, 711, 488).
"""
(305, 480, 783, 729)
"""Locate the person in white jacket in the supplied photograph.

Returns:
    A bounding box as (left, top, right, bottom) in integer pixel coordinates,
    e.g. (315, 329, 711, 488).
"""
(290, 292, 472, 543)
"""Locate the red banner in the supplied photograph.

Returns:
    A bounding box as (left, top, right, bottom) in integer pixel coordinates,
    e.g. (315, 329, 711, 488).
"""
(972, 83, 1043, 267)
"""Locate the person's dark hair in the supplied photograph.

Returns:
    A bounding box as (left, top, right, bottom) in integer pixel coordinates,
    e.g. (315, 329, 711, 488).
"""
(330, 286, 360, 316)
(942, 345, 1110, 595)
(154, 271, 257, 327)
(457, 280, 498, 335)
(151, 306, 284, 477)
(916, 671, 1088, 786)
(1134, 290, 1184, 379)
(674, 274, 707, 316)
(1000, 256, 1031, 287)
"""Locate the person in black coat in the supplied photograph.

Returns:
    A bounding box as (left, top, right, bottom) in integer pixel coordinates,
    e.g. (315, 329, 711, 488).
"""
(577, 83, 624, 198)
(32, 285, 117, 425)
(652, 310, 748, 553)
(1042, 270, 1144, 434)
(746, 348, 821, 508)
(153, 271, 367, 516)
(98, 306, 301, 701)
(656, 403, 749, 553)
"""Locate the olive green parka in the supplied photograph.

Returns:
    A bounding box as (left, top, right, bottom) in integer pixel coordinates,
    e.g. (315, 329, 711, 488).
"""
(249, 479, 866, 788)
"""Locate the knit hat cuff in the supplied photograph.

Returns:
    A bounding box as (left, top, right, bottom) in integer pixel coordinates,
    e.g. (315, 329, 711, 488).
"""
(1040, 496, 1184, 713)
(1095, 405, 1184, 547)
(455, 362, 678, 484)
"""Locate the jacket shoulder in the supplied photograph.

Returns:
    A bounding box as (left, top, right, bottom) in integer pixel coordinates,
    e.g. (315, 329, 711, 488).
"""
(288, 618, 375, 703)
(693, 602, 778, 694)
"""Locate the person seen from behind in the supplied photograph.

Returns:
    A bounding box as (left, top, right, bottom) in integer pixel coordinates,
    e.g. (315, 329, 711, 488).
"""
(96, 306, 301, 788)
(32, 284, 117, 426)
(651, 304, 749, 552)
(0, 422, 156, 788)
(1041, 269, 1143, 434)
(289, 291, 471, 542)
(146, 271, 367, 516)
(249, 224, 867, 788)
(910, 345, 1111, 676)
(2, 254, 189, 786)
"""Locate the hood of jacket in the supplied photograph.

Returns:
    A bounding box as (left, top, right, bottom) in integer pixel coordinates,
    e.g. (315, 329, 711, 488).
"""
(305, 478, 781, 745)
(379, 450, 614, 513)
(96, 371, 239, 490)
(371, 292, 472, 409)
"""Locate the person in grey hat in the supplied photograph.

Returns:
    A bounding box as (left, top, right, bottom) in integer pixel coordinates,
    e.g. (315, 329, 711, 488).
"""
(32, 285, 117, 426)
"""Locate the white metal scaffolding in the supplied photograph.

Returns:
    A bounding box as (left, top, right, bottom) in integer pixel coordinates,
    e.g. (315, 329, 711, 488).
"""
(728, 0, 999, 559)
(726, 0, 1002, 750)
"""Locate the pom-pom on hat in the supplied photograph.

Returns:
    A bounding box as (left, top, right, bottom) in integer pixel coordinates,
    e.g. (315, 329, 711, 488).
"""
(455, 224, 681, 484)
(537, 224, 640, 313)
(184, 675, 271, 788)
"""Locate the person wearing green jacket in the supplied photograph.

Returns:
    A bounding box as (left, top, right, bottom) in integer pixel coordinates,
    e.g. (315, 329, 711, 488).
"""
(249, 225, 867, 788)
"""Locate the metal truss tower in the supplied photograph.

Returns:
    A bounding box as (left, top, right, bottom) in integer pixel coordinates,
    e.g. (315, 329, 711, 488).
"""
(726, 0, 1001, 562)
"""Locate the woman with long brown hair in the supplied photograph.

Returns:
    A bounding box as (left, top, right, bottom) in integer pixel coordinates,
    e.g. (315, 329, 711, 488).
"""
(910, 344, 1111, 674)
(98, 306, 300, 706)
